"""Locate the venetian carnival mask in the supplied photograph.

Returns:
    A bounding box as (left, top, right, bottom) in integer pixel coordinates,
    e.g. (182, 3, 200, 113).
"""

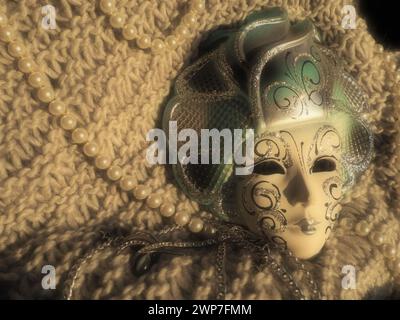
(162, 8, 374, 259)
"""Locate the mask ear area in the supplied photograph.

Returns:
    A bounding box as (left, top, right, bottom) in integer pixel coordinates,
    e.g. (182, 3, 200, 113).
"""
(163, 33, 254, 220)
(162, 92, 251, 219)
(328, 69, 374, 185)
(340, 116, 374, 188)
(314, 45, 370, 117)
(332, 70, 370, 115)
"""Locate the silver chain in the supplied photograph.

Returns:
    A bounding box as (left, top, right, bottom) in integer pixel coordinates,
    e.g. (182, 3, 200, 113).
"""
(64, 223, 321, 300)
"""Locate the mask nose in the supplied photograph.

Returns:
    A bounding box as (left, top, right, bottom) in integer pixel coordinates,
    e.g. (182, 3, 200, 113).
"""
(283, 170, 310, 207)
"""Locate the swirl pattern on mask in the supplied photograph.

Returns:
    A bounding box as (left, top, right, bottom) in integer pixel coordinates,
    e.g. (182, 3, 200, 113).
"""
(307, 126, 344, 230)
(254, 133, 293, 169)
(263, 47, 323, 119)
(259, 210, 288, 234)
(306, 125, 342, 170)
(242, 180, 280, 214)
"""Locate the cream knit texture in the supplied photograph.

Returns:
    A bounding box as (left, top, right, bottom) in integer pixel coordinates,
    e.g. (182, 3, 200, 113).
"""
(0, 0, 399, 299)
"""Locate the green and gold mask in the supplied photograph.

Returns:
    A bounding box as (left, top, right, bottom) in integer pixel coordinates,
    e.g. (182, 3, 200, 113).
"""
(163, 7, 373, 259)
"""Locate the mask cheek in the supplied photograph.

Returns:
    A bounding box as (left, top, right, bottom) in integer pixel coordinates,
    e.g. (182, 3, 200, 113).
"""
(259, 210, 288, 235)
(241, 179, 279, 214)
(322, 175, 344, 225)
(239, 177, 288, 236)
(325, 201, 342, 227)
(323, 175, 344, 200)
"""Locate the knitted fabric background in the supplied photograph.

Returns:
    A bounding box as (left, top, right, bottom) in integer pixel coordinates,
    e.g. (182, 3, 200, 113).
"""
(0, 0, 399, 299)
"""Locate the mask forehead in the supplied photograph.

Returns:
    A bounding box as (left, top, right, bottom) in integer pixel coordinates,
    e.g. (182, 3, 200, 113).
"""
(261, 48, 328, 129)
(255, 121, 343, 163)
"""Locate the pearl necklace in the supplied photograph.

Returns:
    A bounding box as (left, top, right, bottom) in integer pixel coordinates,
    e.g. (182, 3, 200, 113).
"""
(99, 0, 205, 52)
(0, 0, 210, 235)
(341, 205, 399, 269)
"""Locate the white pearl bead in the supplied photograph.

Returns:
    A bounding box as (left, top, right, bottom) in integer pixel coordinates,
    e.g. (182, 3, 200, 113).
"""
(383, 244, 397, 259)
(204, 224, 217, 236)
(133, 185, 151, 200)
(71, 128, 88, 144)
(8, 42, 25, 58)
(107, 165, 123, 181)
(100, 0, 115, 15)
(0, 26, 13, 42)
(183, 13, 197, 27)
(137, 35, 151, 49)
(146, 194, 162, 209)
(175, 211, 190, 226)
(355, 221, 370, 237)
(110, 14, 125, 29)
(37, 87, 55, 103)
(369, 231, 385, 245)
(95, 156, 111, 170)
(60, 115, 77, 131)
(189, 217, 204, 233)
(160, 203, 175, 217)
(83, 142, 98, 157)
(120, 176, 135, 191)
(191, 0, 205, 12)
(28, 72, 47, 88)
(176, 26, 190, 39)
(18, 57, 34, 73)
(166, 35, 178, 48)
(151, 39, 165, 53)
(122, 25, 136, 41)
(48, 101, 65, 116)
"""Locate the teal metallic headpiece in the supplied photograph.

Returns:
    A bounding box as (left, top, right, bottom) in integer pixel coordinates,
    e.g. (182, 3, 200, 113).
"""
(162, 7, 374, 221)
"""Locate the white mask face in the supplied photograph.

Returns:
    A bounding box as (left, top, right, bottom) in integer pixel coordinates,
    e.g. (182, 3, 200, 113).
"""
(236, 122, 345, 259)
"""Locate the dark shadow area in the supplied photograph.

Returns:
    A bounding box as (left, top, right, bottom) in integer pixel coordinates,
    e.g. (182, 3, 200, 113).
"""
(358, 1, 400, 50)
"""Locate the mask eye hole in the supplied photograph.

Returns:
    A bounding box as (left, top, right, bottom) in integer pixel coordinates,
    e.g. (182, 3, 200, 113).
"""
(253, 160, 285, 175)
(311, 157, 336, 173)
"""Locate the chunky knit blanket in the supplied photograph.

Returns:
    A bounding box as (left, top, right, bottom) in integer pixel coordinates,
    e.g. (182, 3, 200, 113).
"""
(0, 0, 399, 299)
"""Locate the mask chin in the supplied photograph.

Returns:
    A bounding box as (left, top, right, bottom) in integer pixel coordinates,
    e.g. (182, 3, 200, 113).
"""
(290, 243, 324, 260)
(291, 250, 321, 260)
(286, 227, 329, 260)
